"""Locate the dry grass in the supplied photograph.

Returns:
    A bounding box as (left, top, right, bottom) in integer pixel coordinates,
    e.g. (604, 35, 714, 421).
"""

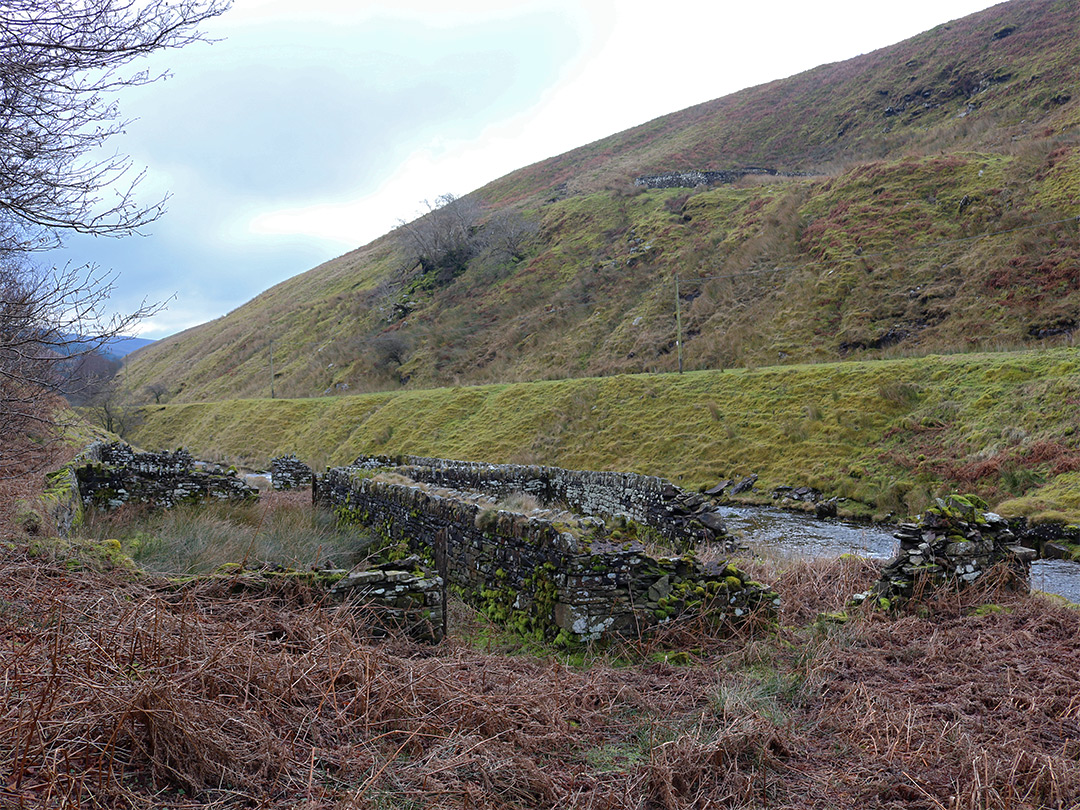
(2, 539, 1079, 809)
(4, 460, 1080, 808)
(78, 489, 374, 575)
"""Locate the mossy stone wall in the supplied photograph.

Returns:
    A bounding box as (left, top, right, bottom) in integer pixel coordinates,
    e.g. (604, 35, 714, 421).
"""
(73, 442, 258, 510)
(314, 462, 778, 642)
(349, 454, 731, 552)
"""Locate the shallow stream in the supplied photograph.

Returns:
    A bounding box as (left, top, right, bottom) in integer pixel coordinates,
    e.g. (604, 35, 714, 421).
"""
(717, 504, 1080, 604)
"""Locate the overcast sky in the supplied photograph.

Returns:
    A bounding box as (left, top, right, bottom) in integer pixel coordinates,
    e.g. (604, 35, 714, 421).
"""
(52, 0, 1002, 339)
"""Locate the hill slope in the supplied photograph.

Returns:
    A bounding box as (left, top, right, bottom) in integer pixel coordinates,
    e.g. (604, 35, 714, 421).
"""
(130, 346, 1080, 524)
(120, 0, 1080, 403)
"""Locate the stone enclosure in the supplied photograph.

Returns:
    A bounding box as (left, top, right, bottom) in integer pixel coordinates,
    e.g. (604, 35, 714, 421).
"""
(51, 444, 1055, 646)
(314, 455, 779, 643)
(54, 444, 780, 644)
(49, 443, 445, 642)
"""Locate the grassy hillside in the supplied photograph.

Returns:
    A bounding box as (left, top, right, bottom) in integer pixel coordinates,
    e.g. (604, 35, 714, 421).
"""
(119, 0, 1080, 404)
(130, 346, 1080, 524)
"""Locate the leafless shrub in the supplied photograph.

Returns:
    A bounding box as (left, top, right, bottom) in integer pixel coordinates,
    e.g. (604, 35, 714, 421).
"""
(397, 194, 482, 284)
(481, 209, 539, 261)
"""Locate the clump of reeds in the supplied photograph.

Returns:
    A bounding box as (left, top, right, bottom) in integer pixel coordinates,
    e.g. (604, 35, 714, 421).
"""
(79, 491, 375, 574)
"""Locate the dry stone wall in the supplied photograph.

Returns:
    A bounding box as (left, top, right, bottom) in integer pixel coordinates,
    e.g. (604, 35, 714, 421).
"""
(346, 454, 732, 551)
(860, 495, 1036, 607)
(632, 168, 810, 189)
(73, 442, 258, 509)
(314, 461, 778, 643)
(271, 454, 313, 490)
(327, 557, 445, 643)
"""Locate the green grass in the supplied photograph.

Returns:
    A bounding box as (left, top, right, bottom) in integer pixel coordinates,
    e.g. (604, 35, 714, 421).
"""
(79, 499, 377, 575)
(130, 346, 1080, 524)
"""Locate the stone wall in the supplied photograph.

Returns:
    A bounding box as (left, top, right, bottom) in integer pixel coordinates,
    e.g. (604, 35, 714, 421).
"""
(73, 441, 258, 510)
(634, 168, 779, 189)
(346, 454, 732, 551)
(862, 495, 1036, 606)
(313, 463, 778, 643)
(271, 454, 313, 490)
(327, 557, 445, 643)
(43, 465, 84, 535)
(180, 563, 445, 644)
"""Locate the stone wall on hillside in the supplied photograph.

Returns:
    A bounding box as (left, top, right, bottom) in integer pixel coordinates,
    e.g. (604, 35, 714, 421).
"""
(346, 454, 732, 552)
(632, 168, 812, 190)
(73, 441, 258, 510)
(313, 464, 778, 643)
(634, 168, 778, 189)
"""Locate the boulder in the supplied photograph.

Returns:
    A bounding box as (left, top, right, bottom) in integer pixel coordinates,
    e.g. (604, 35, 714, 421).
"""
(731, 474, 758, 495)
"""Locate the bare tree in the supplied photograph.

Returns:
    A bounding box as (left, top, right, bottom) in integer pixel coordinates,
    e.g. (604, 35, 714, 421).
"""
(397, 193, 481, 284)
(86, 377, 142, 437)
(0, 0, 230, 251)
(143, 381, 169, 403)
(64, 347, 123, 405)
(482, 209, 539, 261)
(0, 0, 229, 474)
(0, 259, 160, 471)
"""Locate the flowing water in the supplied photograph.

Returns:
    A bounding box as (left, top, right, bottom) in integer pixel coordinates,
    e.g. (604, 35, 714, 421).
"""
(716, 504, 1080, 603)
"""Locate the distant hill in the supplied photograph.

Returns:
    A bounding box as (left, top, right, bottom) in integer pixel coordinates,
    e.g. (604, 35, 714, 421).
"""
(101, 335, 155, 360)
(120, 0, 1080, 404)
(62, 335, 155, 361)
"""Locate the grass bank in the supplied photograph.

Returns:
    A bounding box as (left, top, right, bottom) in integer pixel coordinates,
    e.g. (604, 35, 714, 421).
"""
(129, 346, 1080, 523)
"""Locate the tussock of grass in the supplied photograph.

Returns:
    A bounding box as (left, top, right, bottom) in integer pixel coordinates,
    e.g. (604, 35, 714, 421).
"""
(80, 491, 375, 574)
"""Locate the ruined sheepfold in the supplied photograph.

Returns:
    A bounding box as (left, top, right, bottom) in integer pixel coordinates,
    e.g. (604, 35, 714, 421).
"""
(314, 458, 779, 643)
(49, 443, 444, 643)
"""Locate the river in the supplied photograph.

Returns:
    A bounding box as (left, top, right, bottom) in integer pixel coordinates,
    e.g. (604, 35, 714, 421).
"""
(716, 504, 1080, 603)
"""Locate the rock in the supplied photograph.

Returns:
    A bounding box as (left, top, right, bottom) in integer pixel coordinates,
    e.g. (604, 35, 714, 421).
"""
(697, 511, 727, 534)
(815, 499, 838, 519)
(731, 474, 758, 495)
(1042, 542, 1070, 560)
(647, 575, 672, 603)
(672, 492, 705, 513)
(705, 480, 731, 496)
(867, 496, 1032, 608)
(1006, 545, 1038, 563)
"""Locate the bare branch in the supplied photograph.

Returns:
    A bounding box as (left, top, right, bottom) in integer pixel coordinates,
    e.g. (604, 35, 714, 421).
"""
(0, 0, 230, 246)
(0, 0, 229, 475)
